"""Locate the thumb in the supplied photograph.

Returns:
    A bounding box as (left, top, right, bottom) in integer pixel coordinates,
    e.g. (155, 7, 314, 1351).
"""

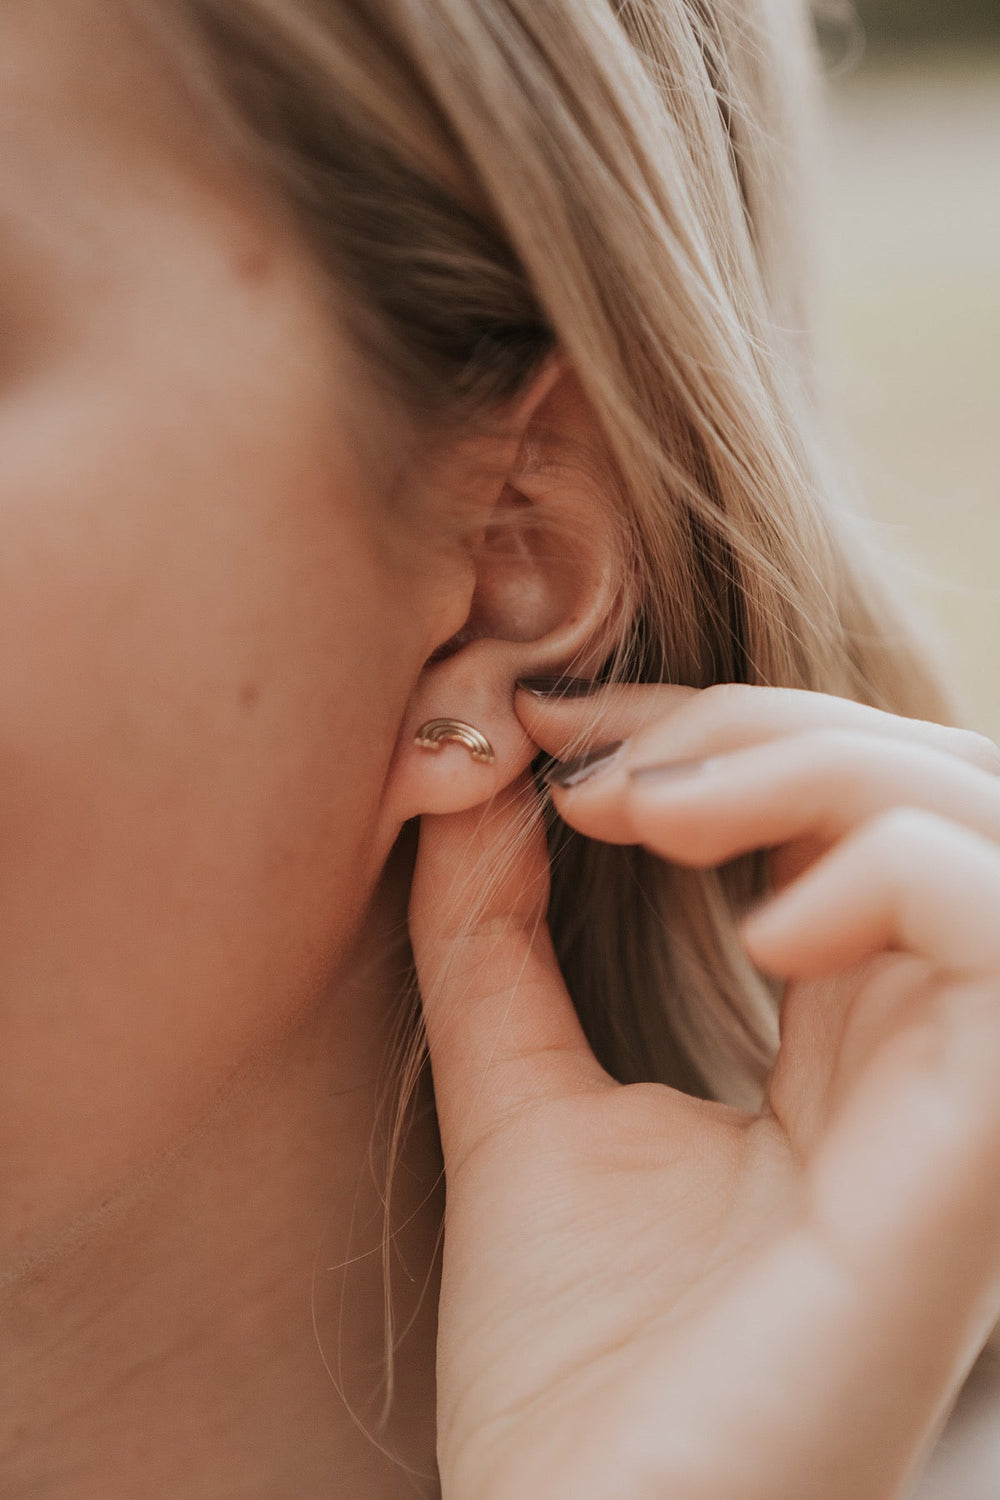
(409, 772, 609, 1171)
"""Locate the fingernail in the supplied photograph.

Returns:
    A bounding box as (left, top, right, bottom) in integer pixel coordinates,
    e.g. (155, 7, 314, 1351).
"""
(629, 757, 707, 784)
(516, 675, 604, 699)
(543, 741, 623, 788)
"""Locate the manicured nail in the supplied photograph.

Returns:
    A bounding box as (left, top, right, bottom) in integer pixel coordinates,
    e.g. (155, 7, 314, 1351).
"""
(516, 676, 604, 699)
(629, 757, 707, 784)
(543, 741, 623, 788)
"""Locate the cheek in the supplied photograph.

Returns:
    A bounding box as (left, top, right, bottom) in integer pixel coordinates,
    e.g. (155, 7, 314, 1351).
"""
(0, 366, 410, 1255)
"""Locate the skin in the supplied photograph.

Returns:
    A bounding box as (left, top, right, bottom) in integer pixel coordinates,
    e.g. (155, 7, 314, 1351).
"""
(0, 2, 458, 1494)
(6, 3, 1000, 1499)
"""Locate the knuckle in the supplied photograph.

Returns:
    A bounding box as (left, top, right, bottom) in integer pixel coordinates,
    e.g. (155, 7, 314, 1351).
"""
(700, 682, 751, 711)
(634, 681, 748, 757)
(775, 728, 887, 811)
(669, 682, 733, 741)
(952, 729, 1000, 777)
(690, 682, 767, 743)
(868, 805, 946, 863)
(791, 727, 871, 777)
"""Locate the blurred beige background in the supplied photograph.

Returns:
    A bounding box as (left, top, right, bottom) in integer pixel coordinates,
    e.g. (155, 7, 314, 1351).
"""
(820, 54, 1000, 739)
(817, 30, 1000, 1492)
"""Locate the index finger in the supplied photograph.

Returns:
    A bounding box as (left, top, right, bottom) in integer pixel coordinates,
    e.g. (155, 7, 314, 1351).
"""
(514, 680, 996, 777)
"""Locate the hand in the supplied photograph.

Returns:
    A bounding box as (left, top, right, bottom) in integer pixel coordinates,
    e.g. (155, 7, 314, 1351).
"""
(408, 682, 1000, 1500)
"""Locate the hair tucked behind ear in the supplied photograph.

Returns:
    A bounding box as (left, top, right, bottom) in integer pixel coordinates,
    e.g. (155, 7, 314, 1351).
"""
(138, 0, 954, 1426)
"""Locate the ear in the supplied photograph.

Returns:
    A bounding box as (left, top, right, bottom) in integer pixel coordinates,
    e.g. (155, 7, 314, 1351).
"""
(383, 353, 627, 822)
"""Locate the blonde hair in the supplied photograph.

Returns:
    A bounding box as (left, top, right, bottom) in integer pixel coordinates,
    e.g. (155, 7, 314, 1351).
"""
(138, 0, 954, 1439)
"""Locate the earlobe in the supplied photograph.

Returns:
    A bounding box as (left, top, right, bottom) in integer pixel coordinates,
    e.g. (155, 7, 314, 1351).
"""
(387, 635, 543, 821)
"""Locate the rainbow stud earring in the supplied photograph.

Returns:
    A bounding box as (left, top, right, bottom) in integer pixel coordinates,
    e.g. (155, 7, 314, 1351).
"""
(414, 718, 496, 765)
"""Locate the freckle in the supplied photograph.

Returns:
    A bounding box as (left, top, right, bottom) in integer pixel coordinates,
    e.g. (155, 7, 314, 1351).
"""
(239, 680, 260, 710)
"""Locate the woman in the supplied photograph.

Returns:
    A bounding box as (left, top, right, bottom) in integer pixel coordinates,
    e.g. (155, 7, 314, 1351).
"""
(2, 0, 998, 1495)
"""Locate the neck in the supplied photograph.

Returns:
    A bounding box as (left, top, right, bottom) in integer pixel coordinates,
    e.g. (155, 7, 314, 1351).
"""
(0, 860, 443, 1500)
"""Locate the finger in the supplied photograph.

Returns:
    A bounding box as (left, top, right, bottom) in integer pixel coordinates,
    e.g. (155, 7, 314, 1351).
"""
(515, 680, 999, 782)
(408, 774, 609, 1172)
(742, 807, 1000, 981)
(571, 729, 1000, 869)
(743, 812, 1000, 1352)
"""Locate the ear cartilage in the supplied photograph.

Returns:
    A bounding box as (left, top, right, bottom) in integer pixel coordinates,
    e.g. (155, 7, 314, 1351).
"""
(414, 719, 496, 765)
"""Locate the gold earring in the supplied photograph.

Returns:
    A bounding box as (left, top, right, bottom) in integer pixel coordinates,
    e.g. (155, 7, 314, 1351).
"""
(414, 718, 496, 765)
